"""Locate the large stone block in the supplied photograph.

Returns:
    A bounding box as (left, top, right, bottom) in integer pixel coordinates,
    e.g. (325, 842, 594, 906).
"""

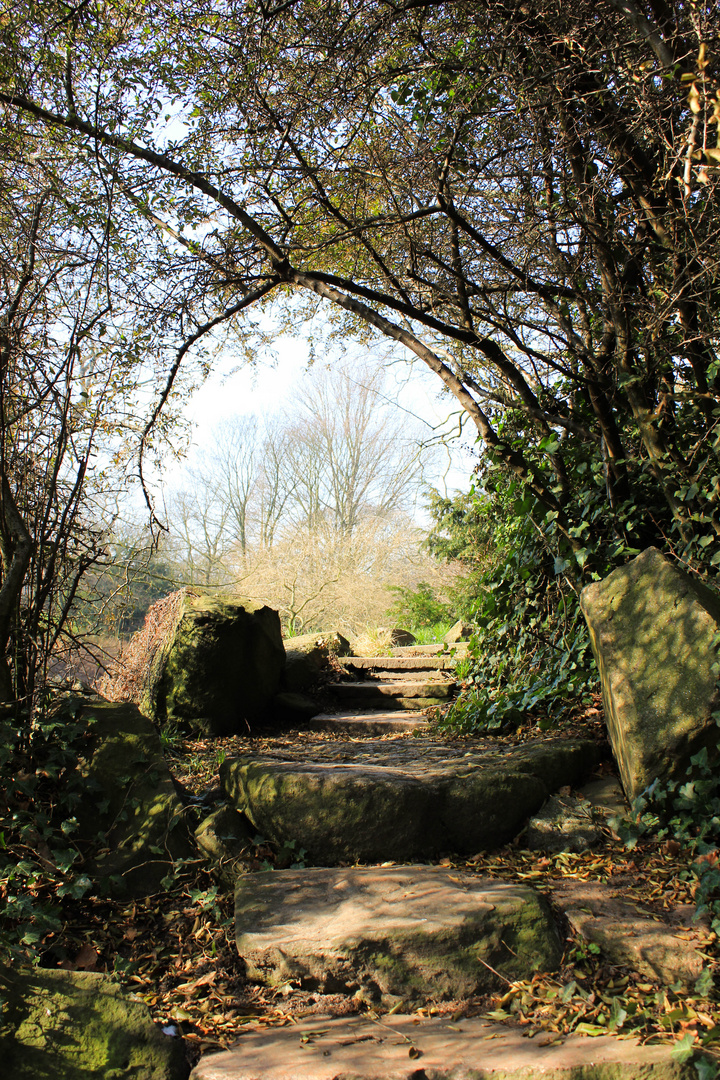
(142, 593, 285, 735)
(220, 737, 599, 862)
(580, 547, 720, 801)
(0, 964, 187, 1079)
(234, 866, 561, 1000)
(75, 699, 194, 896)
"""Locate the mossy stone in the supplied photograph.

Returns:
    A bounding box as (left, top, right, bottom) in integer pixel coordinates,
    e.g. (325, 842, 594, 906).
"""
(195, 806, 253, 886)
(581, 547, 720, 800)
(0, 964, 188, 1079)
(144, 593, 285, 735)
(75, 699, 194, 897)
(221, 737, 600, 862)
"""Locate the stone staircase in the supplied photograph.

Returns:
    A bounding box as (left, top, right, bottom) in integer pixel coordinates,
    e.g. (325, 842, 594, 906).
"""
(309, 641, 464, 734)
(189, 642, 693, 1080)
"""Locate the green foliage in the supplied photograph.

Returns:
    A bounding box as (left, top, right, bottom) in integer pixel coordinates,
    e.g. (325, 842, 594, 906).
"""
(262, 839, 308, 871)
(426, 381, 720, 734)
(409, 622, 454, 645)
(612, 745, 720, 937)
(386, 581, 453, 629)
(0, 698, 99, 963)
(430, 460, 601, 734)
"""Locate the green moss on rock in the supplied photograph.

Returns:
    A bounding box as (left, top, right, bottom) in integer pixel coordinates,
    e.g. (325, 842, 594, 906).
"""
(581, 547, 720, 800)
(143, 593, 285, 735)
(74, 700, 194, 897)
(221, 738, 600, 862)
(0, 964, 187, 1079)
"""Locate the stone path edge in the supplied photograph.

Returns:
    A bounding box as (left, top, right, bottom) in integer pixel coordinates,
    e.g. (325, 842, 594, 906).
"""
(189, 1014, 700, 1080)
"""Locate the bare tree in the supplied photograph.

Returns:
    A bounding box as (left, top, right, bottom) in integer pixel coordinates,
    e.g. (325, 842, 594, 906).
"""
(281, 365, 426, 536)
(159, 362, 438, 628)
(0, 175, 133, 703)
(4, 0, 718, 586)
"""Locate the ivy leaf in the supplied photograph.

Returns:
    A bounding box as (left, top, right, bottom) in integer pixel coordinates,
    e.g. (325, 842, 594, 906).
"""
(672, 1033, 697, 1063)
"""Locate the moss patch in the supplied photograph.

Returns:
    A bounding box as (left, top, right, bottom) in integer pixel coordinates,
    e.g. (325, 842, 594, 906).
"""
(147, 594, 285, 735)
(0, 965, 187, 1079)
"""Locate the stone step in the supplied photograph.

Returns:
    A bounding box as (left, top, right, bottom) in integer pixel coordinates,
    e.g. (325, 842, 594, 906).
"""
(329, 679, 456, 700)
(190, 1013, 693, 1080)
(549, 878, 704, 989)
(391, 642, 469, 657)
(308, 710, 429, 735)
(219, 736, 601, 863)
(233, 866, 561, 1001)
(331, 695, 450, 711)
(339, 655, 457, 672)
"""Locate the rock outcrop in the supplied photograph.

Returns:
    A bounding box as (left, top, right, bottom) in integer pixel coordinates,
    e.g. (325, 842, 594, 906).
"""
(580, 547, 720, 801)
(141, 592, 285, 735)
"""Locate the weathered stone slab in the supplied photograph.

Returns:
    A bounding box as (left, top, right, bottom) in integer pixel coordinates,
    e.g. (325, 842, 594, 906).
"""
(75, 700, 194, 897)
(308, 710, 429, 735)
(189, 1013, 697, 1080)
(330, 678, 455, 699)
(391, 643, 468, 656)
(550, 880, 705, 987)
(235, 866, 561, 1000)
(338, 656, 456, 671)
(0, 964, 188, 1080)
(580, 547, 720, 801)
(220, 737, 600, 862)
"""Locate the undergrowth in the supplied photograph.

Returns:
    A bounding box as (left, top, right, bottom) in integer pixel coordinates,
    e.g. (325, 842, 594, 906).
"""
(612, 744, 720, 937)
(0, 696, 97, 962)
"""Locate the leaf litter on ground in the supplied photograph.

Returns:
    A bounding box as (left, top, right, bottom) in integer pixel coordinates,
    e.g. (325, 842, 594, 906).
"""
(5, 713, 720, 1071)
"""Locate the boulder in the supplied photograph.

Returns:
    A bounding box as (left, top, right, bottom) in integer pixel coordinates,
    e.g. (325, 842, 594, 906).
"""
(443, 620, 474, 643)
(283, 631, 351, 693)
(220, 736, 600, 863)
(0, 963, 188, 1079)
(234, 866, 561, 1001)
(194, 806, 254, 883)
(142, 592, 285, 735)
(75, 699, 194, 897)
(271, 691, 320, 724)
(580, 547, 720, 801)
(524, 793, 602, 853)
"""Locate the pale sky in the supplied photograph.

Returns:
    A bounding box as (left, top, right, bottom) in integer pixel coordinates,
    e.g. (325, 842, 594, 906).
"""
(175, 331, 478, 501)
